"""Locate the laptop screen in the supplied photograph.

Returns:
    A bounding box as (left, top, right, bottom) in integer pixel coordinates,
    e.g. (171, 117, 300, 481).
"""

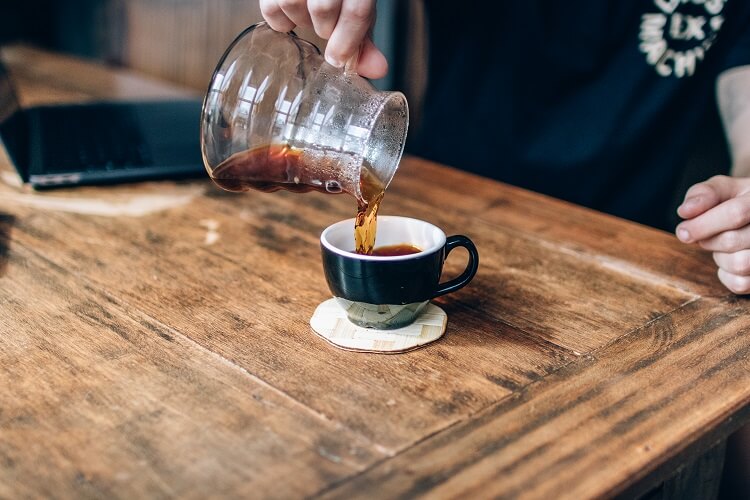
(0, 61, 29, 180)
(0, 61, 20, 123)
(0, 58, 204, 187)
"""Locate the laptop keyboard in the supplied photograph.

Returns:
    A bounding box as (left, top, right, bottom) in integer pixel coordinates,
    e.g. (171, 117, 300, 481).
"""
(37, 105, 153, 173)
(9, 99, 205, 187)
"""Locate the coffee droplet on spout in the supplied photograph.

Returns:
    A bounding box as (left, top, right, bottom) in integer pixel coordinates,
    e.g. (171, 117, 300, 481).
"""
(325, 180, 342, 193)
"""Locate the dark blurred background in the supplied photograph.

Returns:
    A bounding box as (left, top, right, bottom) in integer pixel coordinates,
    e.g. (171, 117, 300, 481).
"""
(0, 0, 727, 230)
(0, 0, 425, 98)
(0, 1, 56, 49)
(0, 1, 121, 61)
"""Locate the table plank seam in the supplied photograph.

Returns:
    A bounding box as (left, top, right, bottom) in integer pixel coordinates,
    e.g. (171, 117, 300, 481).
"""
(441, 291, 698, 360)
(462, 212, 704, 299)
(564, 365, 748, 498)
(5, 47, 747, 500)
(6, 198, 728, 489)
(311, 350, 620, 497)
(532, 237, 702, 298)
(308, 389, 519, 498)
(439, 297, 584, 356)
(586, 295, 703, 358)
(395, 160, 723, 296)
(10, 236, 388, 456)
(615, 404, 750, 499)
(318, 297, 750, 498)
(597, 334, 750, 496)
(6, 216, 742, 495)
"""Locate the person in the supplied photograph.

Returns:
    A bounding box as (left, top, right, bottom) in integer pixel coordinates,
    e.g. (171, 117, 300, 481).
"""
(259, 1, 749, 493)
(260, 0, 750, 296)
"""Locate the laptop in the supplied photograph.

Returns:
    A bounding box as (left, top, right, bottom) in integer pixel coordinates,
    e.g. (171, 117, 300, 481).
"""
(0, 60, 206, 189)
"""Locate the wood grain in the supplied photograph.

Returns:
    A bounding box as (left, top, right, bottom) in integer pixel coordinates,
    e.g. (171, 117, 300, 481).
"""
(3, 191, 574, 451)
(0, 242, 381, 499)
(321, 298, 750, 499)
(379, 193, 697, 353)
(0, 46, 748, 499)
(389, 157, 725, 297)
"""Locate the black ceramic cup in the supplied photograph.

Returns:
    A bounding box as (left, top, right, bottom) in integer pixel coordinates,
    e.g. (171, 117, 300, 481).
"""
(320, 216, 479, 329)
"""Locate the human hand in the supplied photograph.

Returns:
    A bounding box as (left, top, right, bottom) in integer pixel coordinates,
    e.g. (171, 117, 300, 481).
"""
(259, 0, 387, 79)
(676, 175, 750, 294)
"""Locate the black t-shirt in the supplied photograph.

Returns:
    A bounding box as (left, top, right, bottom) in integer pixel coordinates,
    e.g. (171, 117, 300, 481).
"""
(410, 1, 750, 229)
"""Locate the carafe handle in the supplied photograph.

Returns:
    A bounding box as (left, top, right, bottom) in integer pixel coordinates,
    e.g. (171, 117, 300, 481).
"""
(344, 44, 362, 76)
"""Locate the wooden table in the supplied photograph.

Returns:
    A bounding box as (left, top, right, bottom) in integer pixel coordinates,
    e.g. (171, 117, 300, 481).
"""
(1, 46, 748, 500)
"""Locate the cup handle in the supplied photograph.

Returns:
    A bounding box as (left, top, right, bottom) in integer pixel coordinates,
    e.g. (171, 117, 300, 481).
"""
(433, 235, 479, 298)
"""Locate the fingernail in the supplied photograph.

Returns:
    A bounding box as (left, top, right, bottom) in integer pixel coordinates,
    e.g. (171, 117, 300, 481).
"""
(680, 196, 701, 211)
(325, 55, 343, 68)
(677, 228, 691, 242)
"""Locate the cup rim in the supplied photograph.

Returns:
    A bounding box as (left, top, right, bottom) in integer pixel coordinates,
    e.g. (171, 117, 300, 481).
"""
(320, 215, 446, 261)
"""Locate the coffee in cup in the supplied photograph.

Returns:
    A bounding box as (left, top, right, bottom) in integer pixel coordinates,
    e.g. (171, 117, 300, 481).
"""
(320, 216, 479, 329)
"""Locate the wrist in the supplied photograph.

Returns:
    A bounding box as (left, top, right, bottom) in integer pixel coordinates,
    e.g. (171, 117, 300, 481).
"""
(731, 156, 750, 177)
(718, 66, 750, 178)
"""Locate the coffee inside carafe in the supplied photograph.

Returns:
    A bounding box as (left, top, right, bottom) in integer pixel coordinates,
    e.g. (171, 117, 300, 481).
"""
(210, 144, 386, 255)
(201, 23, 408, 256)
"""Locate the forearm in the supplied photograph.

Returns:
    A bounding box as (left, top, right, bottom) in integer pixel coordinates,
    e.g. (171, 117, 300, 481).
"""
(718, 65, 750, 177)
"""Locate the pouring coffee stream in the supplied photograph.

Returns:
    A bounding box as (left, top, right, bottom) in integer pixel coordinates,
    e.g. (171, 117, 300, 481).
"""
(201, 23, 408, 254)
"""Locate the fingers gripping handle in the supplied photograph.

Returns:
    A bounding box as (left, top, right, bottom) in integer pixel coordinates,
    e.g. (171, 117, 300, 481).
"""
(433, 235, 479, 298)
(344, 43, 362, 75)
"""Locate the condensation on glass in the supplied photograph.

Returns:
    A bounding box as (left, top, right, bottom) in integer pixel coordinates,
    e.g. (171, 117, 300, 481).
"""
(200, 22, 409, 203)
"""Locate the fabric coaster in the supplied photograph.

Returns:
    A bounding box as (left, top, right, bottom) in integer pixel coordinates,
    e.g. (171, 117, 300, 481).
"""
(310, 298, 447, 353)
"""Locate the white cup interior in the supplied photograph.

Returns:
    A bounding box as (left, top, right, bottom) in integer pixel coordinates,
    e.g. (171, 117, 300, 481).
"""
(321, 216, 446, 260)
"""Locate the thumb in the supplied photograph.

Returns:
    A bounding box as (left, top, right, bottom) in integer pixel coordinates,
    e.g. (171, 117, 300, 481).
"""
(355, 37, 388, 80)
(677, 175, 739, 220)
